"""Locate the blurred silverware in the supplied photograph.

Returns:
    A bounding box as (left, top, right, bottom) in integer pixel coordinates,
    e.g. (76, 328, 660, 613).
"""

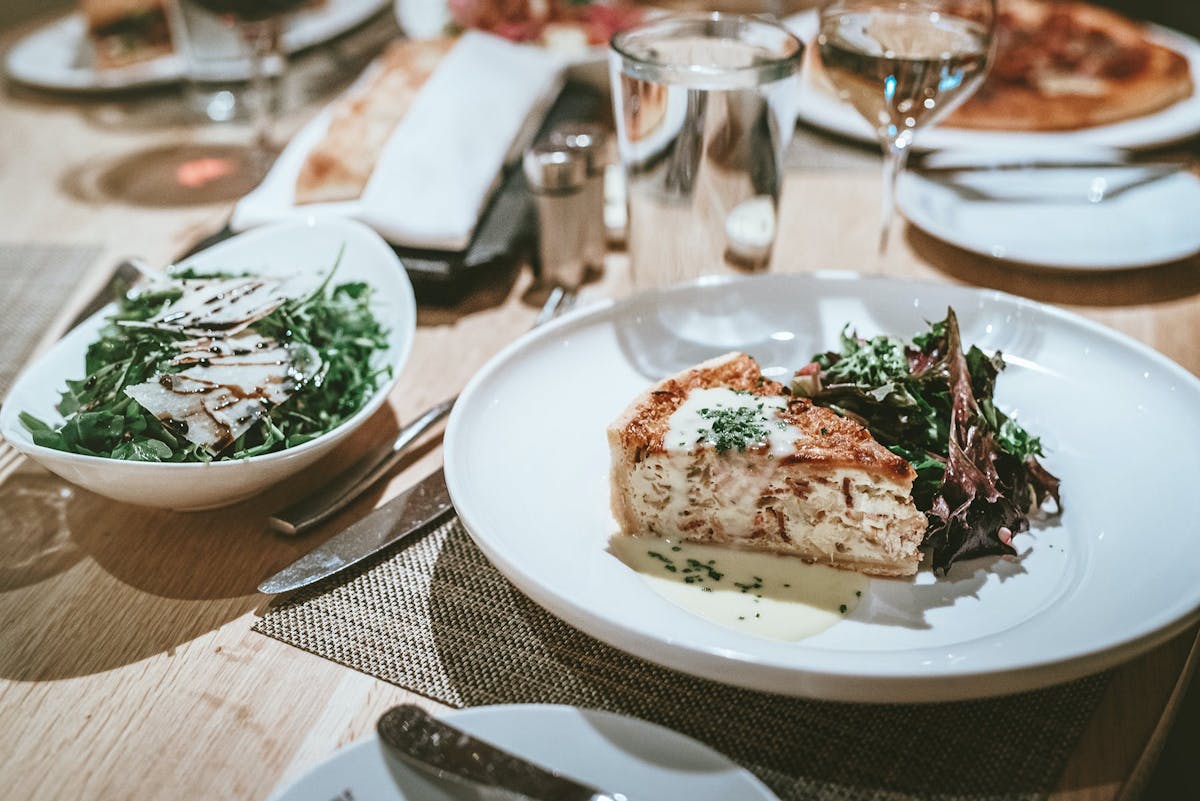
(932, 167, 1181, 204)
(908, 145, 1197, 201)
(910, 153, 1194, 174)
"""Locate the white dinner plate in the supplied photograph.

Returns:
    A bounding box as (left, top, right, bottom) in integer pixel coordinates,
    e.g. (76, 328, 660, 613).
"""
(4, 0, 389, 92)
(896, 147, 1200, 269)
(266, 704, 778, 801)
(783, 11, 1200, 151)
(443, 273, 1200, 702)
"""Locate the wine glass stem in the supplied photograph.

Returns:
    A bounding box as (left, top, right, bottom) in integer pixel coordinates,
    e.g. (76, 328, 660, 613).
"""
(878, 137, 912, 257)
(241, 17, 283, 167)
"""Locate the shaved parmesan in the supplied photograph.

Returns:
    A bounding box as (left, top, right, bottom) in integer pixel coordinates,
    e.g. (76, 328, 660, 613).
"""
(124, 335, 320, 454)
(121, 277, 297, 336)
(117, 272, 332, 454)
(172, 332, 288, 367)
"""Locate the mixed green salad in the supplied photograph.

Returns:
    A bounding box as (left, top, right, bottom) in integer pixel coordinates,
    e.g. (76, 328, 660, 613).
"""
(793, 309, 1062, 572)
(20, 255, 390, 463)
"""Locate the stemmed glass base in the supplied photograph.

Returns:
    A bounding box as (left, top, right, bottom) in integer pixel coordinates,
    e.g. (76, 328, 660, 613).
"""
(878, 133, 914, 258)
(239, 15, 285, 171)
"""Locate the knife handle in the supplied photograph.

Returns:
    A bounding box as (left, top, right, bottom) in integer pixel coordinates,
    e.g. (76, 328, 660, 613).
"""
(268, 397, 455, 536)
(378, 705, 621, 801)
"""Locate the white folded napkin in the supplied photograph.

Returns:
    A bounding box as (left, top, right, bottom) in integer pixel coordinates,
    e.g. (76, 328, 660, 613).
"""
(232, 31, 563, 251)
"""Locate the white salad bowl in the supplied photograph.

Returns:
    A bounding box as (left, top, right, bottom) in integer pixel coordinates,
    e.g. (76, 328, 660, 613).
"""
(0, 218, 416, 510)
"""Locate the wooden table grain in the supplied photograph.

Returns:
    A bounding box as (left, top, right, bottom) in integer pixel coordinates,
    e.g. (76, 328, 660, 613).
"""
(1, 15, 1198, 801)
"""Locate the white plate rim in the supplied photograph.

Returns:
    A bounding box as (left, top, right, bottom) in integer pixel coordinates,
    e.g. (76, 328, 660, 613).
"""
(265, 703, 779, 801)
(785, 10, 1200, 152)
(0, 217, 416, 473)
(3, 0, 390, 92)
(444, 272, 1200, 702)
(895, 166, 1200, 270)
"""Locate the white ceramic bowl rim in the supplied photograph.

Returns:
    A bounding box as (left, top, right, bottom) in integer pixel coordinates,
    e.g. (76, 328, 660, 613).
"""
(0, 218, 415, 472)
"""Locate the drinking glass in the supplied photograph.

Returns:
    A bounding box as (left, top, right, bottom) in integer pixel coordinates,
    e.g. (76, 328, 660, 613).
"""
(609, 13, 803, 290)
(179, 0, 307, 166)
(816, 0, 995, 253)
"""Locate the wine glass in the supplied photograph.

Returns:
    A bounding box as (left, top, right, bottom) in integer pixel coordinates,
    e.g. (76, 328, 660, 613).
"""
(184, 0, 309, 171)
(816, 0, 995, 254)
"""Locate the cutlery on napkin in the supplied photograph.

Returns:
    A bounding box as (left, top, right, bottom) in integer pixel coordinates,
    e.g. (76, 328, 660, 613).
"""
(908, 145, 1197, 204)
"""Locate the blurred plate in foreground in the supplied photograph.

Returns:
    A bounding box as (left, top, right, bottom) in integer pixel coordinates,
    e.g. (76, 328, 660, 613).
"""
(266, 705, 777, 801)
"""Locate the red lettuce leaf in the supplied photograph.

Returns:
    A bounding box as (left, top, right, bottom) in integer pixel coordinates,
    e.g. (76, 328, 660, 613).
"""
(797, 308, 1063, 573)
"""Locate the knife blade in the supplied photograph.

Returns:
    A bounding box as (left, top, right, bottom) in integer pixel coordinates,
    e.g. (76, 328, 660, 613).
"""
(377, 705, 623, 801)
(257, 469, 453, 595)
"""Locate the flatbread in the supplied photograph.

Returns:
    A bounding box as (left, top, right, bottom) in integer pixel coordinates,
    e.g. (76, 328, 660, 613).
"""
(294, 37, 454, 205)
(945, 0, 1193, 131)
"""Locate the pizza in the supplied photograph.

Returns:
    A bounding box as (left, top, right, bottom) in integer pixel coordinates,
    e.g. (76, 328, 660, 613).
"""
(946, 0, 1194, 131)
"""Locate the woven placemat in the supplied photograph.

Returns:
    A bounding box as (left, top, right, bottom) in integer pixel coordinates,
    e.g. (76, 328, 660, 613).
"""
(255, 516, 1109, 801)
(0, 244, 103, 398)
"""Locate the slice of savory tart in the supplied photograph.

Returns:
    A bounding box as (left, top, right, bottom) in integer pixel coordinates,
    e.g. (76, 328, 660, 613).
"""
(608, 352, 928, 577)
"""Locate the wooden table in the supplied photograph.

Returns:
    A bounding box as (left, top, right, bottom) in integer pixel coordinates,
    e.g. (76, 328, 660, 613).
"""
(1, 13, 1198, 801)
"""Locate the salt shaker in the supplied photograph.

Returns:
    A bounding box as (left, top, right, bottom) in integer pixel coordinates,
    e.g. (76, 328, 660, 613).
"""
(522, 142, 589, 289)
(548, 123, 607, 271)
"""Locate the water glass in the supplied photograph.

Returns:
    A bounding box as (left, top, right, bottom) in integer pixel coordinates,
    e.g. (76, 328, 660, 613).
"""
(609, 13, 803, 290)
(167, 0, 289, 131)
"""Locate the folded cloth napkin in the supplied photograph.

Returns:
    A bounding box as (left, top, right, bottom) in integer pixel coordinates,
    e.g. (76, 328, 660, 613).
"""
(232, 31, 563, 251)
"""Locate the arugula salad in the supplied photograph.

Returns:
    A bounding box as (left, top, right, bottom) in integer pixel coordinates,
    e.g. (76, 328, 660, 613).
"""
(20, 254, 390, 463)
(792, 309, 1062, 572)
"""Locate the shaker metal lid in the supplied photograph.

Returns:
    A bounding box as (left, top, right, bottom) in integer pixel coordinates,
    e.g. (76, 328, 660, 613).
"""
(548, 123, 607, 173)
(522, 143, 587, 191)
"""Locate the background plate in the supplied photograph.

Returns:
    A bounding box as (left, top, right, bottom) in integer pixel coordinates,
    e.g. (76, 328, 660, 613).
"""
(444, 273, 1200, 702)
(895, 150, 1200, 269)
(784, 11, 1200, 152)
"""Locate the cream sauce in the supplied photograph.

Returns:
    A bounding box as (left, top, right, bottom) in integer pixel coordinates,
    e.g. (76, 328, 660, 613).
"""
(665, 387, 801, 457)
(611, 536, 868, 641)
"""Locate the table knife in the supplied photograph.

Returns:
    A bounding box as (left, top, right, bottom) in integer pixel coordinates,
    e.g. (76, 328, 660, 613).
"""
(267, 397, 455, 536)
(377, 705, 625, 801)
(257, 468, 453, 595)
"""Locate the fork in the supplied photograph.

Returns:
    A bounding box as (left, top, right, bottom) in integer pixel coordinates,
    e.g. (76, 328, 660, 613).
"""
(922, 164, 1184, 204)
(267, 285, 579, 536)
